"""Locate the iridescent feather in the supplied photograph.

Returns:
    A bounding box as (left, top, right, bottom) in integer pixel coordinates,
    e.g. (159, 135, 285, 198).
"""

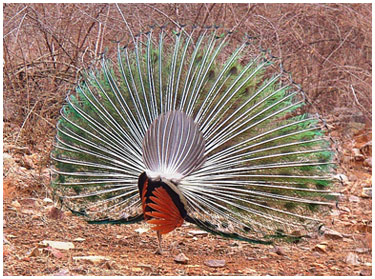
(51, 26, 337, 243)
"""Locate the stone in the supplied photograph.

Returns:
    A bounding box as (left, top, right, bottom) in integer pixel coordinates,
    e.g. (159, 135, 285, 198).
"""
(323, 228, 343, 240)
(28, 247, 41, 257)
(53, 269, 70, 276)
(188, 230, 208, 236)
(22, 155, 35, 169)
(11, 200, 21, 209)
(349, 195, 360, 203)
(73, 255, 110, 264)
(174, 253, 189, 264)
(43, 197, 54, 204)
(73, 237, 86, 242)
(7, 234, 17, 239)
(353, 148, 364, 161)
(290, 230, 303, 236)
(3, 153, 13, 161)
(355, 247, 369, 254)
(48, 207, 64, 220)
(270, 246, 286, 255)
(135, 226, 149, 234)
(204, 259, 226, 267)
(46, 247, 65, 259)
(313, 244, 328, 253)
(40, 240, 74, 250)
(334, 173, 348, 185)
(359, 141, 372, 156)
(361, 187, 372, 198)
(345, 252, 359, 265)
(363, 158, 372, 167)
(359, 269, 371, 276)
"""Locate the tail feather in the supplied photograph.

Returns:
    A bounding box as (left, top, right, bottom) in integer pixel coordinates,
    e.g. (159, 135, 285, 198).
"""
(51, 26, 337, 242)
(143, 110, 206, 183)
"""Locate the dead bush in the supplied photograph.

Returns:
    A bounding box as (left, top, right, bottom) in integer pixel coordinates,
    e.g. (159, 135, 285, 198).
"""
(3, 3, 371, 154)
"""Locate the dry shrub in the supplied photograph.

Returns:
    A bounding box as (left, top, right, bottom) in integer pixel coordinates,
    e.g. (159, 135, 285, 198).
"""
(3, 3, 371, 154)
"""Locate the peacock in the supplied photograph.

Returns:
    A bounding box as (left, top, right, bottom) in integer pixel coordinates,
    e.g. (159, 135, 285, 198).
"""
(50, 25, 337, 254)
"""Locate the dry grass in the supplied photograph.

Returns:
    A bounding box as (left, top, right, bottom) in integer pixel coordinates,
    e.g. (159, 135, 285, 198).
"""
(3, 3, 372, 154)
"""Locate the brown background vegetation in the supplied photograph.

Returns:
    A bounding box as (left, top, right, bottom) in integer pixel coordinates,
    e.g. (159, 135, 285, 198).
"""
(4, 3, 371, 147)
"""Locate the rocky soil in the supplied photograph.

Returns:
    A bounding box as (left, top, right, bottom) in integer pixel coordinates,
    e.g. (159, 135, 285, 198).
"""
(3, 122, 372, 276)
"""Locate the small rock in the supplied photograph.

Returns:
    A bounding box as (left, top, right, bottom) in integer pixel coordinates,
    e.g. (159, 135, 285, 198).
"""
(312, 251, 321, 257)
(360, 187, 372, 198)
(268, 252, 279, 257)
(363, 158, 372, 167)
(22, 154, 35, 169)
(359, 141, 372, 156)
(135, 227, 149, 234)
(43, 197, 54, 204)
(355, 247, 369, 254)
(3, 245, 14, 257)
(353, 148, 364, 161)
(138, 264, 154, 272)
(330, 209, 341, 216)
(270, 246, 286, 255)
(313, 244, 328, 253)
(7, 234, 17, 239)
(3, 153, 13, 161)
(334, 173, 349, 185)
(7, 145, 30, 154)
(73, 255, 110, 264)
(64, 211, 74, 217)
(174, 253, 189, 264)
(48, 207, 64, 220)
(3, 236, 11, 245)
(32, 214, 41, 220)
(323, 228, 343, 240)
(46, 247, 65, 259)
(11, 200, 21, 209)
(40, 240, 74, 250)
(228, 241, 240, 247)
(359, 269, 371, 276)
(105, 261, 118, 270)
(188, 230, 208, 236)
(53, 269, 70, 276)
(28, 247, 41, 257)
(242, 268, 258, 275)
(345, 252, 359, 265)
(19, 198, 39, 206)
(21, 209, 37, 215)
(340, 207, 351, 213)
(204, 259, 226, 267)
(290, 230, 303, 236)
(349, 195, 360, 203)
(73, 237, 86, 242)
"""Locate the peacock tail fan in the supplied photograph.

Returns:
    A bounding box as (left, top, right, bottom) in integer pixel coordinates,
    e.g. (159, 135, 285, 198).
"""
(50, 25, 337, 243)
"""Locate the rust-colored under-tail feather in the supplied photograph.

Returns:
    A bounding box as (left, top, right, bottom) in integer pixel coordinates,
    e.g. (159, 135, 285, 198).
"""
(146, 186, 184, 234)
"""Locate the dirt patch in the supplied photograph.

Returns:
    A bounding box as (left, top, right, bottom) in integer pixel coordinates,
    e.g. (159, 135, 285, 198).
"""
(3, 126, 372, 276)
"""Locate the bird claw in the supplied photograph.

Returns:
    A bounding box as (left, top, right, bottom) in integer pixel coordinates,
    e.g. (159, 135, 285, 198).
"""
(154, 231, 163, 255)
(154, 247, 163, 255)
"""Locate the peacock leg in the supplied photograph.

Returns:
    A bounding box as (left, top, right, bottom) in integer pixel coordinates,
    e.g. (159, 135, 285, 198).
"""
(155, 231, 163, 255)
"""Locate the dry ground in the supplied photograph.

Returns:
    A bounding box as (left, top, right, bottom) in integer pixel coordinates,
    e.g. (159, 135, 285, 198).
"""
(3, 124, 372, 276)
